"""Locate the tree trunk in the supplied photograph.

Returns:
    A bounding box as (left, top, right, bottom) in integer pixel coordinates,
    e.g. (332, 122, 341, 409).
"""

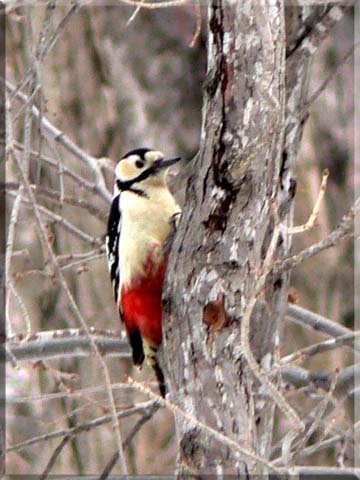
(162, 0, 345, 475)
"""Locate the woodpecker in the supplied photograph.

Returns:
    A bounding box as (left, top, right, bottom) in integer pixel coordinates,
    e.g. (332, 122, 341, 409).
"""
(106, 147, 181, 397)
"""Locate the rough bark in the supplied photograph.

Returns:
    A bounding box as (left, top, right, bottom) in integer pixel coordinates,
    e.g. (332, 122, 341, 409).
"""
(162, 0, 345, 475)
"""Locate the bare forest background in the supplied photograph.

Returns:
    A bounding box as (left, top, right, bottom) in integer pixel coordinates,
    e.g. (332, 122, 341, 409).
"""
(4, 1, 357, 477)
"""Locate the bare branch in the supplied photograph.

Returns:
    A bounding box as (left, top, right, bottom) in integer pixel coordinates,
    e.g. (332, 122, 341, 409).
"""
(7, 190, 103, 247)
(281, 364, 359, 400)
(6, 81, 112, 204)
(281, 169, 329, 235)
(7, 328, 130, 363)
(275, 198, 358, 274)
(287, 5, 345, 61)
(301, 42, 360, 115)
(189, 1, 202, 48)
(100, 0, 192, 9)
(8, 382, 143, 405)
(6, 400, 158, 455)
(7, 3, 79, 114)
(5, 97, 25, 336)
(280, 331, 360, 366)
(12, 141, 100, 192)
(299, 431, 353, 459)
(292, 466, 360, 477)
(7, 281, 32, 335)
(8, 145, 128, 472)
(41, 3, 80, 60)
(287, 304, 356, 341)
(291, 369, 339, 463)
(4, 182, 107, 222)
(58, 249, 105, 271)
(99, 402, 160, 480)
(40, 435, 72, 480)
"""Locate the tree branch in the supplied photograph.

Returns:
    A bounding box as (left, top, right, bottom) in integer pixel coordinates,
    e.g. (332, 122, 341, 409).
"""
(99, 401, 161, 480)
(7, 190, 103, 247)
(292, 466, 360, 478)
(301, 42, 359, 115)
(40, 435, 72, 480)
(286, 5, 346, 61)
(4, 182, 107, 222)
(5, 400, 158, 455)
(281, 363, 359, 399)
(275, 198, 358, 275)
(287, 304, 357, 341)
(280, 331, 360, 365)
(6, 81, 112, 204)
(7, 328, 130, 363)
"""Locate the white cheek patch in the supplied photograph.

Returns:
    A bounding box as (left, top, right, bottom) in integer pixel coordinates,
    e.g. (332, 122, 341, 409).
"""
(115, 158, 137, 181)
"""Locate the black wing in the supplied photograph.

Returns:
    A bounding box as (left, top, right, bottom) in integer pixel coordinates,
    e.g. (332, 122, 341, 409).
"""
(106, 194, 121, 305)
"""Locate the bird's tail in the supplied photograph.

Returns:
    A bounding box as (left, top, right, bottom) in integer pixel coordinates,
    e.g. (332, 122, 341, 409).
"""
(143, 340, 167, 398)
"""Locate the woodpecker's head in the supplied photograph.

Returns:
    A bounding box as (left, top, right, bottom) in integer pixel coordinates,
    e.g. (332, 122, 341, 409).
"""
(114, 148, 181, 195)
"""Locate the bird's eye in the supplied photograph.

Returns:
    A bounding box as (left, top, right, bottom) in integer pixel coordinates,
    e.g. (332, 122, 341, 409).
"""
(135, 159, 144, 169)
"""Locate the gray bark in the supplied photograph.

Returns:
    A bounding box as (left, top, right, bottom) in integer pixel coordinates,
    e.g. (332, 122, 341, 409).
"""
(162, 0, 345, 475)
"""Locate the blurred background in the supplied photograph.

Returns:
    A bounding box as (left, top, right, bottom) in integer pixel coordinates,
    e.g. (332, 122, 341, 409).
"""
(5, 3, 354, 474)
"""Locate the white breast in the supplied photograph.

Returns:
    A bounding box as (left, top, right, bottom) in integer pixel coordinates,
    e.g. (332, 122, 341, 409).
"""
(119, 187, 180, 289)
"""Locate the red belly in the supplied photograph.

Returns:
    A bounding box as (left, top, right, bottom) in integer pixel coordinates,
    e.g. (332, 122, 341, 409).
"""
(121, 258, 167, 346)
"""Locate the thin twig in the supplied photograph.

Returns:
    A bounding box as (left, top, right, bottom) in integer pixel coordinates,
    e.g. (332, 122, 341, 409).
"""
(6, 400, 157, 454)
(8, 381, 145, 405)
(60, 252, 105, 271)
(5, 182, 107, 221)
(7, 190, 103, 247)
(95, 0, 191, 9)
(5, 188, 24, 334)
(40, 435, 72, 480)
(5, 77, 26, 337)
(7, 328, 129, 363)
(7, 280, 32, 335)
(99, 402, 160, 480)
(6, 81, 112, 204)
(280, 169, 329, 234)
(301, 42, 360, 115)
(290, 369, 339, 464)
(287, 304, 356, 340)
(12, 141, 99, 192)
(126, 0, 145, 25)
(41, 3, 80, 60)
(7, 3, 79, 104)
(280, 331, 360, 366)
(297, 432, 352, 460)
(275, 197, 359, 274)
(280, 364, 359, 400)
(189, 1, 201, 48)
(10, 149, 128, 473)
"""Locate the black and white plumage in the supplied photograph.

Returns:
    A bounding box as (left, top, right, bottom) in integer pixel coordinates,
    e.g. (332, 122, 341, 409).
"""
(106, 194, 121, 304)
(105, 147, 181, 397)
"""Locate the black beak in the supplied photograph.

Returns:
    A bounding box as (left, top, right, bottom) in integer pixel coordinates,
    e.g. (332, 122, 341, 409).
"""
(154, 156, 181, 170)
